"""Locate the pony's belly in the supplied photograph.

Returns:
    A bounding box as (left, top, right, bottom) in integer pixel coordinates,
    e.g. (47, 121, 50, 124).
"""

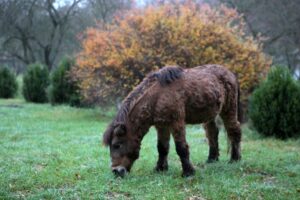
(185, 105, 220, 124)
(184, 88, 223, 124)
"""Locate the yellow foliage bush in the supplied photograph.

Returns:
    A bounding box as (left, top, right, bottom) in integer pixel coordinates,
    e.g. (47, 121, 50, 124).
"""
(74, 3, 271, 105)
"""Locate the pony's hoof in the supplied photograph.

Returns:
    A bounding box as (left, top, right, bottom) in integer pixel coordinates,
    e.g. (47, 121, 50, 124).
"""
(182, 167, 195, 177)
(155, 164, 168, 172)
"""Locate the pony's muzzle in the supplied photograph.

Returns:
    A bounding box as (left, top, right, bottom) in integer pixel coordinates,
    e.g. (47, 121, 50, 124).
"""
(112, 166, 127, 178)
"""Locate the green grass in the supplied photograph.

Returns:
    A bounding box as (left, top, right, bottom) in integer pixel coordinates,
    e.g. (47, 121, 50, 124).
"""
(0, 99, 299, 200)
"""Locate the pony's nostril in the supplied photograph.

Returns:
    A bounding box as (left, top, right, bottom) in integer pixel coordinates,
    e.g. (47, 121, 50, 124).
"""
(112, 169, 118, 174)
(119, 168, 126, 175)
(112, 166, 127, 178)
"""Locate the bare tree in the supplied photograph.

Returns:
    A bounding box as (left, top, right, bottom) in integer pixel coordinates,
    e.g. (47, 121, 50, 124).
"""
(0, 0, 83, 70)
(218, 0, 300, 78)
(87, 0, 133, 23)
(0, 0, 134, 71)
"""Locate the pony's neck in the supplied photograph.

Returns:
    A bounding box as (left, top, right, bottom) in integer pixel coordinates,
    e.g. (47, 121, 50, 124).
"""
(127, 94, 154, 141)
(130, 120, 151, 142)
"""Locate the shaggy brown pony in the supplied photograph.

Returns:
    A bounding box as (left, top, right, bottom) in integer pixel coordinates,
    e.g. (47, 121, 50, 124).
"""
(103, 65, 242, 177)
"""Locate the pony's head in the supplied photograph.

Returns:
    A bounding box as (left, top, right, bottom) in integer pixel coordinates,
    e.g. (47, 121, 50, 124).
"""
(103, 122, 141, 177)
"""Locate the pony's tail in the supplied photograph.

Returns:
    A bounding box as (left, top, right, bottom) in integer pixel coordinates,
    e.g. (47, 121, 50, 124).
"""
(237, 80, 243, 123)
(226, 75, 242, 154)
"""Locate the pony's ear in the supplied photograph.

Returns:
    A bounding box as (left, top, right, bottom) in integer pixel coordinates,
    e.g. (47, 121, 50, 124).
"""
(113, 124, 126, 137)
(103, 123, 114, 146)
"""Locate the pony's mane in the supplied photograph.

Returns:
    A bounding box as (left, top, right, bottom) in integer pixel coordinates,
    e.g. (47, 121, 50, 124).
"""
(115, 66, 183, 124)
(114, 72, 157, 124)
(155, 66, 183, 86)
(103, 66, 183, 145)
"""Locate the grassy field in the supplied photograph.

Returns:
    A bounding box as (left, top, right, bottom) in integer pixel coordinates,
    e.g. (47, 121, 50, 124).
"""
(0, 99, 299, 200)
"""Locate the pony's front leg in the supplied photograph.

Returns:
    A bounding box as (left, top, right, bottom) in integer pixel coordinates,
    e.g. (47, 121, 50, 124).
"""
(155, 126, 170, 171)
(172, 122, 195, 177)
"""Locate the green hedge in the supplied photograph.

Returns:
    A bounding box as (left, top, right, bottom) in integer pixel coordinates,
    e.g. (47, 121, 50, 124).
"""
(48, 58, 82, 106)
(249, 67, 300, 139)
(23, 63, 49, 103)
(0, 67, 18, 98)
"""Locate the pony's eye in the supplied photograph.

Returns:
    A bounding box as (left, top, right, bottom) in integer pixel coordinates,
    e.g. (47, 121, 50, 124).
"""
(113, 143, 121, 150)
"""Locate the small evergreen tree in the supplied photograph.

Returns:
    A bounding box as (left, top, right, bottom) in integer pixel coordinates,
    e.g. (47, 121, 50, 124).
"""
(249, 67, 300, 139)
(48, 58, 82, 106)
(0, 67, 18, 98)
(23, 63, 49, 103)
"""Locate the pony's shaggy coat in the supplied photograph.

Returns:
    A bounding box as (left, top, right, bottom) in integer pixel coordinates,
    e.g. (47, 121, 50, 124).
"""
(104, 65, 242, 177)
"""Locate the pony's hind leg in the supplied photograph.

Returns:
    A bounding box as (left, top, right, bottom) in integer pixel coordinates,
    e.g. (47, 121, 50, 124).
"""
(221, 115, 242, 162)
(172, 121, 195, 177)
(203, 120, 219, 163)
(155, 126, 170, 171)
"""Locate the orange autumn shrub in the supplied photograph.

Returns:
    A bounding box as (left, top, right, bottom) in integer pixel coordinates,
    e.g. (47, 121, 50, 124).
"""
(74, 2, 271, 106)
